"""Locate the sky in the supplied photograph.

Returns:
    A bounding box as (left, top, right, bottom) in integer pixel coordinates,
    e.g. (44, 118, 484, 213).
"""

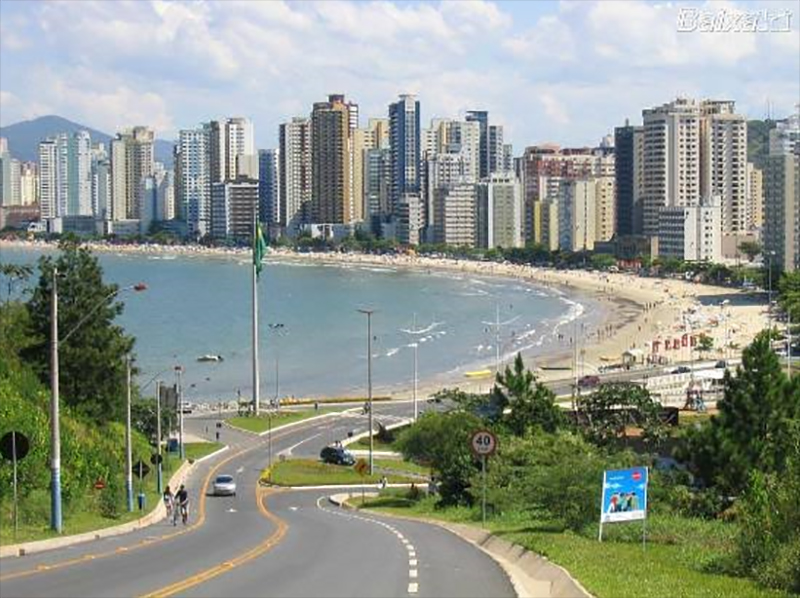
(0, 0, 798, 150)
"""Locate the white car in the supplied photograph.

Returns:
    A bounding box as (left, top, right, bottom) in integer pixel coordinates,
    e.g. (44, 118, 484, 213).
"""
(213, 474, 236, 496)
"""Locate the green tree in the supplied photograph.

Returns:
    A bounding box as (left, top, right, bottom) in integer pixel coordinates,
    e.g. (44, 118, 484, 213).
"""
(679, 332, 796, 495)
(576, 382, 667, 449)
(778, 271, 800, 324)
(23, 240, 136, 423)
(395, 411, 484, 505)
(493, 353, 564, 436)
(696, 332, 714, 356)
(738, 240, 762, 263)
(590, 253, 616, 270)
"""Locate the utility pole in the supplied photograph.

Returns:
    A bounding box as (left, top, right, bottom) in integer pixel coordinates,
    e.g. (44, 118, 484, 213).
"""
(402, 314, 426, 421)
(482, 304, 519, 375)
(176, 366, 185, 460)
(50, 267, 62, 533)
(125, 356, 133, 512)
(789, 309, 793, 378)
(358, 309, 375, 475)
(156, 380, 162, 495)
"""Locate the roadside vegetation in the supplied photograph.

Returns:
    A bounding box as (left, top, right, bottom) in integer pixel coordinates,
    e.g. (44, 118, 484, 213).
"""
(359, 344, 799, 597)
(0, 242, 186, 544)
(262, 458, 426, 486)
(184, 442, 224, 463)
(227, 409, 336, 434)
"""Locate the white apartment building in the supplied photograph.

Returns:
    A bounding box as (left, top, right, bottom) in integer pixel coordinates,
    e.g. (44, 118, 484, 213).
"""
(432, 183, 477, 246)
(110, 126, 154, 221)
(558, 179, 597, 252)
(595, 175, 616, 242)
(396, 193, 423, 246)
(175, 125, 211, 238)
(769, 112, 800, 156)
(38, 140, 57, 220)
(657, 197, 722, 262)
(279, 117, 311, 232)
(20, 162, 37, 206)
(225, 117, 256, 180)
(700, 100, 747, 235)
(477, 172, 523, 249)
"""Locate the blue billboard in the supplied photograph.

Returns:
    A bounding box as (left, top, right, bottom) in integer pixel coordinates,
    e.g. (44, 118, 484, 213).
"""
(600, 466, 648, 523)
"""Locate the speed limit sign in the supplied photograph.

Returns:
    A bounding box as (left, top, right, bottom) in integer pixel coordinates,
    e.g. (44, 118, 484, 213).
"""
(470, 430, 497, 457)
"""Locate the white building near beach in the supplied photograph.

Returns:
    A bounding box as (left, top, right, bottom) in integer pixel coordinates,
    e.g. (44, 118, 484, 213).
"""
(657, 196, 722, 262)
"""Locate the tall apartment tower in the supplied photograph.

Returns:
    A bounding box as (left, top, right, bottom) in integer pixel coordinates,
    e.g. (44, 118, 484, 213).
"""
(746, 162, 764, 229)
(175, 125, 211, 238)
(368, 118, 390, 149)
(311, 94, 353, 224)
(62, 131, 92, 216)
(641, 98, 701, 236)
(388, 94, 421, 217)
(225, 117, 257, 179)
(110, 126, 155, 221)
(38, 140, 57, 220)
(764, 115, 800, 272)
(91, 144, 111, 219)
(700, 100, 747, 234)
(614, 121, 644, 235)
(278, 117, 311, 231)
(258, 149, 280, 225)
(20, 162, 38, 206)
(488, 125, 504, 174)
(466, 110, 489, 179)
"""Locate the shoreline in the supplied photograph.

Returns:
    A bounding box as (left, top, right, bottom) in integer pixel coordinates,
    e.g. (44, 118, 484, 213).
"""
(1, 238, 768, 399)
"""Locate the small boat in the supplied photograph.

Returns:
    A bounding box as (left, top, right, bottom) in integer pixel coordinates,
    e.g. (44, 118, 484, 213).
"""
(197, 354, 224, 363)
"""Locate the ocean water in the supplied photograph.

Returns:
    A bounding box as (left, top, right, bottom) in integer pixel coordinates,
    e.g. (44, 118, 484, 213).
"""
(1, 246, 600, 402)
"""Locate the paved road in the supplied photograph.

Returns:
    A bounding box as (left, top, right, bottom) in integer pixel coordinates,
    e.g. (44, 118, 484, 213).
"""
(0, 402, 513, 598)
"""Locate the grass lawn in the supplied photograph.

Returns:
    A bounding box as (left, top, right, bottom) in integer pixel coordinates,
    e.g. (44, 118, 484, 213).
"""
(360, 493, 792, 598)
(0, 455, 183, 546)
(228, 409, 335, 433)
(264, 458, 426, 486)
(184, 442, 225, 462)
(353, 435, 399, 451)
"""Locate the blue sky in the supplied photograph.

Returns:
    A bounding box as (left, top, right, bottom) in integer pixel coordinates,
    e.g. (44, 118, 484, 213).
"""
(1, 0, 798, 150)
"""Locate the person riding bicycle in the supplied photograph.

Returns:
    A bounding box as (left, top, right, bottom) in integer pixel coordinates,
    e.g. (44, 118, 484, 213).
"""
(163, 486, 174, 519)
(174, 484, 189, 526)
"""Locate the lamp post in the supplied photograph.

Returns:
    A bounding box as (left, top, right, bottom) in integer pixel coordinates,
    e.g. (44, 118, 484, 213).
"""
(49, 272, 146, 532)
(358, 308, 375, 475)
(767, 251, 776, 332)
(139, 367, 174, 496)
(125, 356, 133, 512)
(402, 314, 426, 421)
(268, 323, 286, 408)
(175, 366, 185, 461)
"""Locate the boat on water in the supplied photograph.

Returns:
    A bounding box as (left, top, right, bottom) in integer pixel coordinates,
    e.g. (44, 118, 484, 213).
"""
(197, 354, 224, 363)
(464, 369, 492, 379)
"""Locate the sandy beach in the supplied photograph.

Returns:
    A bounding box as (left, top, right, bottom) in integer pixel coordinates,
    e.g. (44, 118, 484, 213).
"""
(1, 238, 768, 397)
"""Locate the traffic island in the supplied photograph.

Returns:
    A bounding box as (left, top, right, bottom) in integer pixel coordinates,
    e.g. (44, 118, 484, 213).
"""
(259, 458, 426, 487)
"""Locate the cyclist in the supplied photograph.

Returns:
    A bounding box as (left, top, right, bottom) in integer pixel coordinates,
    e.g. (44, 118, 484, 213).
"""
(162, 485, 174, 520)
(174, 484, 189, 526)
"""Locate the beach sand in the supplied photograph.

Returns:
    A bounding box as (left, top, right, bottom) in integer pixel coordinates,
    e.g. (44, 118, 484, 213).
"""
(2, 239, 768, 397)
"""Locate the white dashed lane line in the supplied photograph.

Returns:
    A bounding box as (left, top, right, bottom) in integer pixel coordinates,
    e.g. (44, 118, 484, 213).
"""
(317, 496, 420, 595)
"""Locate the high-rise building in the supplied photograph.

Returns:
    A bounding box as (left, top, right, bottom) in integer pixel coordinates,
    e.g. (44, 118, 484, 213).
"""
(700, 100, 747, 235)
(210, 177, 259, 241)
(477, 172, 523, 249)
(746, 162, 764, 229)
(595, 175, 616, 243)
(175, 125, 211, 238)
(658, 197, 722, 262)
(488, 124, 504, 174)
(311, 94, 354, 224)
(641, 98, 701, 237)
(352, 128, 373, 223)
(432, 183, 477, 246)
(38, 140, 57, 220)
(110, 126, 155, 221)
(224, 117, 257, 180)
(396, 193, 423, 246)
(558, 179, 597, 252)
(502, 143, 514, 173)
(0, 147, 20, 207)
(466, 110, 489, 179)
(208, 120, 226, 185)
(769, 111, 800, 156)
(279, 117, 311, 231)
(19, 162, 38, 206)
(61, 131, 92, 216)
(389, 94, 421, 216)
(368, 118, 390, 149)
(258, 149, 279, 225)
(141, 166, 174, 234)
(614, 121, 644, 235)
(90, 144, 111, 219)
(764, 145, 799, 272)
(364, 147, 391, 233)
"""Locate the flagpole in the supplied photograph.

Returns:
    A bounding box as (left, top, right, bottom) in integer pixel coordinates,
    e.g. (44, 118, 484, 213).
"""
(252, 212, 260, 416)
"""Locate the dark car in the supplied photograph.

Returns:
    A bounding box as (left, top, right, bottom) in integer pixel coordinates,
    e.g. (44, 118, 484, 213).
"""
(320, 446, 356, 466)
(671, 366, 692, 374)
(578, 375, 601, 388)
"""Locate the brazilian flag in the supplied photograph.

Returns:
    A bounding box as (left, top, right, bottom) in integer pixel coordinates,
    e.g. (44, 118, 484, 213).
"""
(253, 222, 267, 279)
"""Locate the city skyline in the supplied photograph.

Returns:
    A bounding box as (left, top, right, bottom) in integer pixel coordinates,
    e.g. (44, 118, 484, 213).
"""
(1, 0, 798, 149)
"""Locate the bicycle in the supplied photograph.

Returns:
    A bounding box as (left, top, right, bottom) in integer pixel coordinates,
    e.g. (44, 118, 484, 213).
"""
(176, 501, 188, 525)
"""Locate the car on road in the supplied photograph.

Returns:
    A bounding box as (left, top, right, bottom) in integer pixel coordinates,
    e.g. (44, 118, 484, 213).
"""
(671, 366, 692, 374)
(320, 446, 356, 466)
(715, 360, 728, 369)
(577, 375, 601, 388)
(212, 474, 236, 496)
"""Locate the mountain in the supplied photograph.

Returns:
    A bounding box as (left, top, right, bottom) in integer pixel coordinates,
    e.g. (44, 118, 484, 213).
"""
(0, 115, 174, 167)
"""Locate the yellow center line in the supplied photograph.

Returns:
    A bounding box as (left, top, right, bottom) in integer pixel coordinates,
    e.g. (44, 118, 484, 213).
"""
(138, 487, 289, 598)
(0, 420, 312, 583)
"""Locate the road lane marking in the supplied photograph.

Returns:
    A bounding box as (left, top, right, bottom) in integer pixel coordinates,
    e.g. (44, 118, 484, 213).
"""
(408, 582, 419, 594)
(409, 559, 417, 567)
(409, 569, 418, 579)
(0, 421, 320, 583)
(138, 488, 288, 598)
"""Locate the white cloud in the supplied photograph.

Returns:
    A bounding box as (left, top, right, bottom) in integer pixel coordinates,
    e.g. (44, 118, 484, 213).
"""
(539, 92, 571, 126)
(504, 15, 576, 62)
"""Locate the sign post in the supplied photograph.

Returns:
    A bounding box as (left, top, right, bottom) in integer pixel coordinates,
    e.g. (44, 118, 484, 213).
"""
(1, 431, 30, 542)
(132, 460, 151, 511)
(599, 466, 649, 548)
(470, 430, 497, 528)
(354, 458, 369, 505)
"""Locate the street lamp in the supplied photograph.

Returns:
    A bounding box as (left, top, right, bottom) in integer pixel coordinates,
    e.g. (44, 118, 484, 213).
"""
(50, 271, 147, 532)
(267, 323, 286, 408)
(767, 251, 776, 332)
(139, 366, 177, 496)
(357, 308, 375, 475)
(174, 365, 185, 461)
(401, 314, 427, 421)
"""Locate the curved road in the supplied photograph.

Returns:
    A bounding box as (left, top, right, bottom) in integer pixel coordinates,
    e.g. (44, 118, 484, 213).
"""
(0, 403, 515, 598)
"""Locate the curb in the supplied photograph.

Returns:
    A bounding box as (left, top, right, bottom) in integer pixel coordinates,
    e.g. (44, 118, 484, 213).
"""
(0, 460, 195, 559)
(331, 495, 592, 598)
(263, 482, 414, 491)
(341, 418, 411, 449)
